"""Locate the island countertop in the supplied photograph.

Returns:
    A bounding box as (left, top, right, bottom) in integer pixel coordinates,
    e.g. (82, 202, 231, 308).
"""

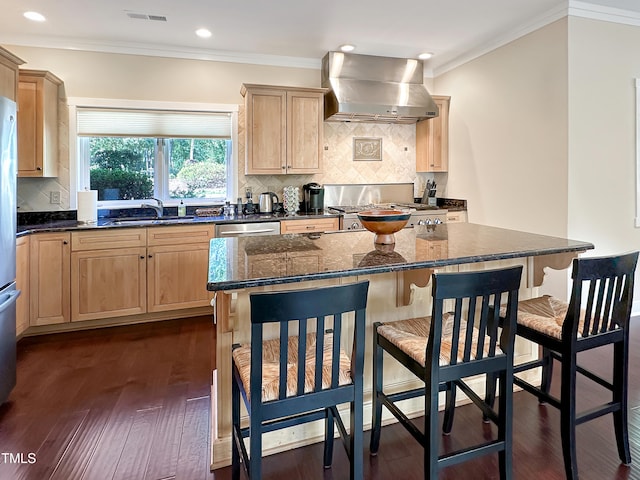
(207, 223, 594, 291)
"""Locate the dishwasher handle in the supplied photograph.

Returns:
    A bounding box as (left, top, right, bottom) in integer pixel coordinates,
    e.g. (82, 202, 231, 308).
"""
(219, 228, 278, 236)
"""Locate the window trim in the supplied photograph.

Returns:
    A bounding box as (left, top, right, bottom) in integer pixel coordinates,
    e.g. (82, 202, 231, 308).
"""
(68, 97, 239, 209)
(636, 79, 640, 227)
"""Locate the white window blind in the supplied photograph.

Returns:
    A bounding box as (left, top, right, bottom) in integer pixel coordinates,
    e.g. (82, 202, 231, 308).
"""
(76, 108, 232, 138)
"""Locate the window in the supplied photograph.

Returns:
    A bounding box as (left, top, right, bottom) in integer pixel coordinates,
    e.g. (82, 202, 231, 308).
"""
(71, 99, 238, 207)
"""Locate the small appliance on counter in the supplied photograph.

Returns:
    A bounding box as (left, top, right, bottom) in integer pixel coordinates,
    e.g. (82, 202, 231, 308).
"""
(243, 186, 258, 214)
(258, 192, 279, 213)
(303, 183, 324, 214)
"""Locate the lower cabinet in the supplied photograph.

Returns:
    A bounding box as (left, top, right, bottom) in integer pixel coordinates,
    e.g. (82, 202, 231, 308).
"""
(29, 232, 70, 326)
(71, 229, 147, 322)
(15, 236, 30, 336)
(71, 247, 147, 322)
(26, 225, 215, 328)
(146, 225, 214, 312)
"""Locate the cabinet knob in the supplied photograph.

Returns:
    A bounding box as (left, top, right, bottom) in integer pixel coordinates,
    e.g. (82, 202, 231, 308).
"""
(148, 254, 153, 258)
(282, 166, 286, 170)
(288, 165, 292, 169)
(140, 256, 145, 259)
(63, 240, 68, 245)
(37, 167, 42, 171)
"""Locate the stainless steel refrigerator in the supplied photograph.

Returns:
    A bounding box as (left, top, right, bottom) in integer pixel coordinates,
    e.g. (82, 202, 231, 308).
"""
(0, 96, 20, 404)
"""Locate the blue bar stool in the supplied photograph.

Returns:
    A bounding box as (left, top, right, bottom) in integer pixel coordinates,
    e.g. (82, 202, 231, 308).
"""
(370, 266, 522, 479)
(231, 281, 369, 480)
(487, 251, 638, 480)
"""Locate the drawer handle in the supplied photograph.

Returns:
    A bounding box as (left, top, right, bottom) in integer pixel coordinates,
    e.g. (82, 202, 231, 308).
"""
(306, 225, 314, 229)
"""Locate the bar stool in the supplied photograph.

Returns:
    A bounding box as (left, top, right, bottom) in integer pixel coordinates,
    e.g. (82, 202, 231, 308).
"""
(487, 251, 638, 480)
(369, 266, 522, 479)
(231, 281, 369, 480)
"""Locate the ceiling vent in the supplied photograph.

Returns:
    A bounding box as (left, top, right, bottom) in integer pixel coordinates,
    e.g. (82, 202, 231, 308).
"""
(126, 12, 167, 21)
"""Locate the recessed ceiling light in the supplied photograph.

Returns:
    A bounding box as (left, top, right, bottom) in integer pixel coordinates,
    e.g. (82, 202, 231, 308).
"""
(418, 52, 433, 60)
(340, 44, 355, 52)
(24, 11, 46, 22)
(195, 28, 212, 38)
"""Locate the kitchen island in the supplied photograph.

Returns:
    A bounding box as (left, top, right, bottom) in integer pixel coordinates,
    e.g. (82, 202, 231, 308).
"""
(207, 223, 594, 469)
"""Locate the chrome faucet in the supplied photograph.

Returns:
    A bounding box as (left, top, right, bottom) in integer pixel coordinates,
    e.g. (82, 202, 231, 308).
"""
(141, 197, 164, 217)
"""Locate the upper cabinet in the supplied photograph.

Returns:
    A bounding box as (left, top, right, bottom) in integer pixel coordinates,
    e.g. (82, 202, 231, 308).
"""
(17, 69, 63, 177)
(416, 96, 450, 173)
(241, 84, 325, 175)
(0, 47, 24, 101)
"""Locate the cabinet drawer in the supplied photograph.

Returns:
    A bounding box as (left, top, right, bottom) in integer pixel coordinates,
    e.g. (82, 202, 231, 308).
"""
(147, 225, 215, 246)
(280, 217, 339, 234)
(446, 211, 467, 223)
(72, 229, 147, 251)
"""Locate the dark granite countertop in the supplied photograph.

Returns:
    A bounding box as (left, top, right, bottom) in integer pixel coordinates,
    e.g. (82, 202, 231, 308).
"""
(207, 223, 594, 291)
(16, 212, 339, 236)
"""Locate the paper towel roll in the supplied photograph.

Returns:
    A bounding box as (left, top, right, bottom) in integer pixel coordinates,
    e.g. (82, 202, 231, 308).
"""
(77, 190, 98, 224)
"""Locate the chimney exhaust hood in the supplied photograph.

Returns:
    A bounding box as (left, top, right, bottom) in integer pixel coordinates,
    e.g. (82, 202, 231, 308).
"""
(321, 51, 439, 124)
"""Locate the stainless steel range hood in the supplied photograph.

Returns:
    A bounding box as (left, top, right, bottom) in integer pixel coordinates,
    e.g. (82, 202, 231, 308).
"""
(321, 51, 439, 124)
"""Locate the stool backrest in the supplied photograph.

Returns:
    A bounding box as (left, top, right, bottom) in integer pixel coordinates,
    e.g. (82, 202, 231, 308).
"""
(565, 251, 638, 341)
(429, 266, 522, 371)
(249, 281, 369, 401)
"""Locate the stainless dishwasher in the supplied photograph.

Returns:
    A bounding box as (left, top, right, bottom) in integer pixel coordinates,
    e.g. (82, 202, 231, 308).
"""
(215, 221, 281, 237)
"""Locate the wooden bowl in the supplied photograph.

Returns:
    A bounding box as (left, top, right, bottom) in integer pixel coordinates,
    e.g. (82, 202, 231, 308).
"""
(357, 209, 411, 244)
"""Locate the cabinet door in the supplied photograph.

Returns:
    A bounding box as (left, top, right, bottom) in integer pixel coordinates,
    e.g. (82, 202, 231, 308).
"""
(245, 88, 286, 174)
(71, 247, 147, 321)
(17, 80, 39, 174)
(286, 90, 323, 173)
(15, 236, 29, 336)
(30, 233, 70, 326)
(416, 96, 450, 173)
(147, 243, 213, 312)
(17, 71, 61, 177)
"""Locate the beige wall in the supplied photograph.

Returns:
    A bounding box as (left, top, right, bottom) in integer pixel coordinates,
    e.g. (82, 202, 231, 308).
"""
(434, 19, 569, 237)
(434, 20, 570, 298)
(9, 44, 425, 210)
(567, 17, 640, 258)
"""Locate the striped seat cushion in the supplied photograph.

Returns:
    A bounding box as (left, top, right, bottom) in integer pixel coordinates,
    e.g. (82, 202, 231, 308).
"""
(501, 295, 577, 341)
(376, 314, 501, 367)
(232, 332, 352, 403)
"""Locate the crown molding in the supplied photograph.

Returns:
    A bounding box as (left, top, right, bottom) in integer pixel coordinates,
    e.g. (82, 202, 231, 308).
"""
(0, 34, 321, 69)
(432, 3, 569, 77)
(569, 0, 640, 26)
(432, 0, 640, 77)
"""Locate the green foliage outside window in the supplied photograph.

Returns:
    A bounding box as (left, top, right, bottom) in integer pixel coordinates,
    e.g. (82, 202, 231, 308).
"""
(87, 137, 228, 201)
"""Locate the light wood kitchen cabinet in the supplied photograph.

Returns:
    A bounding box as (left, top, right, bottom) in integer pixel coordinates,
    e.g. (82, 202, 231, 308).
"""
(30, 232, 70, 326)
(280, 217, 339, 234)
(416, 95, 450, 172)
(146, 225, 214, 312)
(446, 211, 467, 223)
(71, 230, 147, 322)
(242, 84, 325, 175)
(0, 47, 24, 101)
(17, 70, 63, 177)
(15, 236, 30, 336)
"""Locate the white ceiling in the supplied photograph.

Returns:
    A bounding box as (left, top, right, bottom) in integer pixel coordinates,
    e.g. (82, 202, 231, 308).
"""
(1, 0, 639, 74)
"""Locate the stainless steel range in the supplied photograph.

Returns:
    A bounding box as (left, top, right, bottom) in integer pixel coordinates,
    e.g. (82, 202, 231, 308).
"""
(324, 183, 447, 231)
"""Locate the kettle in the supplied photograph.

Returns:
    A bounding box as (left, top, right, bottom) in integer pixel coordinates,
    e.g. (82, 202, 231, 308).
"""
(258, 192, 279, 213)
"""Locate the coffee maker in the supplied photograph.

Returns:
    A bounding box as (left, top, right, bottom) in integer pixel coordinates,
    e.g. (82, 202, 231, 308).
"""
(303, 183, 324, 214)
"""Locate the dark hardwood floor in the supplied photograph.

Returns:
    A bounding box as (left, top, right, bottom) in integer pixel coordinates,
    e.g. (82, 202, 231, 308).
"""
(1, 316, 639, 480)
